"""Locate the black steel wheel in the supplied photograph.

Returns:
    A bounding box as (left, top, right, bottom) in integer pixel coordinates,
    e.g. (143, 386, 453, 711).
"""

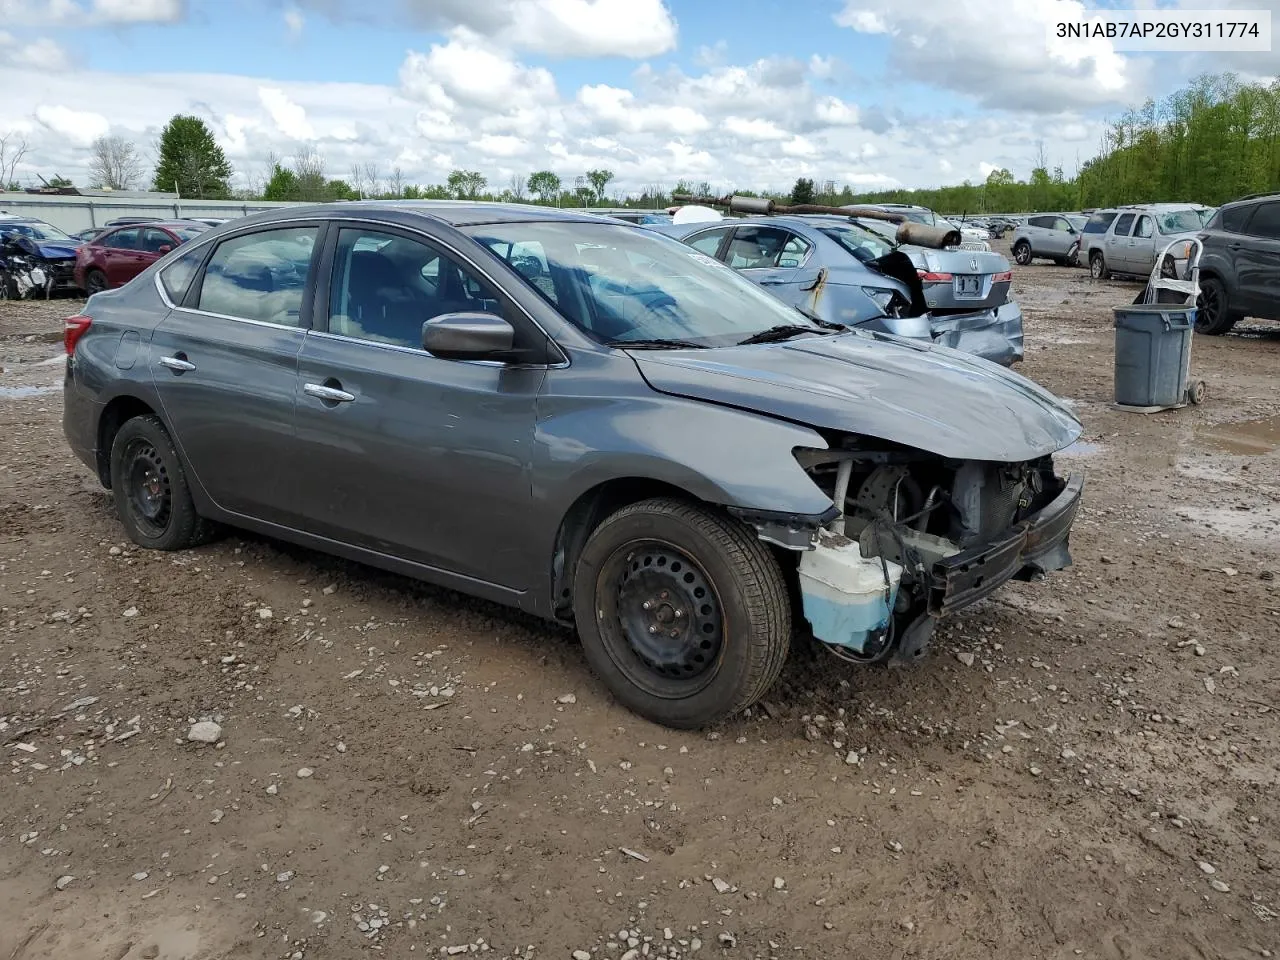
(84, 269, 108, 296)
(573, 498, 790, 728)
(110, 415, 218, 550)
(1195, 277, 1239, 335)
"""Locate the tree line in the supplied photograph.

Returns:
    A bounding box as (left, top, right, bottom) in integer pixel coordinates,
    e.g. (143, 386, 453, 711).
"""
(6, 73, 1277, 214)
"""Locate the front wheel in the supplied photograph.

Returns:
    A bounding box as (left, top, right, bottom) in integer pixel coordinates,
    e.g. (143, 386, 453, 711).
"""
(110, 415, 218, 550)
(1066, 242, 1080, 267)
(572, 498, 791, 728)
(1013, 241, 1032, 266)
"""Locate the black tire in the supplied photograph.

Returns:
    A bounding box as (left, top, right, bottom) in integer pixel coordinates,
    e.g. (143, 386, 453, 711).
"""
(1089, 251, 1110, 280)
(109, 415, 217, 550)
(572, 498, 791, 729)
(84, 269, 108, 296)
(1066, 243, 1080, 268)
(1013, 241, 1032, 266)
(1195, 277, 1239, 335)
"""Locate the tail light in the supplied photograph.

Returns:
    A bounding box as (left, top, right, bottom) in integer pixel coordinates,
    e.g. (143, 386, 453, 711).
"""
(993, 271, 1013, 282)
(917, 270, 953, 282)
(64, 315, 92, 356)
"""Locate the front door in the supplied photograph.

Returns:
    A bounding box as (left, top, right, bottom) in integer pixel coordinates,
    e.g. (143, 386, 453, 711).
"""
(291, 224, 543, 589)
(150, 223, 322, 525)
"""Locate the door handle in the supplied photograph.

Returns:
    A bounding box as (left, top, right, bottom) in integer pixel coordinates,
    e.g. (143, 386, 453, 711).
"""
(304, 382, 355, 403)
(159, 355, 196, 373)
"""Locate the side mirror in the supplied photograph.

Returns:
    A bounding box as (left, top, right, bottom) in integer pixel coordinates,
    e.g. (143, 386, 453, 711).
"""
(422, 311, 515, 360)
(157, 244, 172, 254)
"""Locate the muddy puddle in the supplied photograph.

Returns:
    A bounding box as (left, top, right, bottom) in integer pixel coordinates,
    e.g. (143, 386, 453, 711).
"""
(1196, 415, 1280, 455)
(0, 383, 59, 399)
(1058, 439, 1103, 458)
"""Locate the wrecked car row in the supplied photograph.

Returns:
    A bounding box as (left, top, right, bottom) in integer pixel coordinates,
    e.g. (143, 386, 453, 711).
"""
(63, 201, 1083, 728)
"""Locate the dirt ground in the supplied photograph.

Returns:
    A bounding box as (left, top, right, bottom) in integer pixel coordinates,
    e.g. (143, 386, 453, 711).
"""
(2, 255, 1278, 960)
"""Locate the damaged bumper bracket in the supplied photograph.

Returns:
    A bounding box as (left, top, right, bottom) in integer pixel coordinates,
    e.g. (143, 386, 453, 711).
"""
(927, 473, 1083, 617)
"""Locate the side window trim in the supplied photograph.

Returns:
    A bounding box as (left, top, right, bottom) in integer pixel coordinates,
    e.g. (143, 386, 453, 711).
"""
(182, 220, 328, 328)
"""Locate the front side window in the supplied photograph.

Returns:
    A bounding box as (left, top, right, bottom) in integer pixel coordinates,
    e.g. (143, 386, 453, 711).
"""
(141, 228, 176, 253)
(725, 227, 810, 269)
(197, 226, 317, 326)
(328, 227, 500, 348)
(1134, 216, 1153, 239)
(465, 221, 826, 348)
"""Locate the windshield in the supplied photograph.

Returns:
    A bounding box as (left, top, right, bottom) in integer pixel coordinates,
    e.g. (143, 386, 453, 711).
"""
(0, 220, 73, 241)
(1157, 210, 1208, 234)
(466, 221, 825, 348)
(1066, 215, 1087, 230)
(1197, 207, 1216, 225)
(818, 222, 895, 263)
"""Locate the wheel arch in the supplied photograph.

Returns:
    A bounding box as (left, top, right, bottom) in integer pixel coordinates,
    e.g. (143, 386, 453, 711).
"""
(95, 393, 161, 487)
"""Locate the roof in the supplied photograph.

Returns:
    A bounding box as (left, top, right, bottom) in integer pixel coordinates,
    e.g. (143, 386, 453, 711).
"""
(98, 219, 209, 231)
(236, 199, 617, 228)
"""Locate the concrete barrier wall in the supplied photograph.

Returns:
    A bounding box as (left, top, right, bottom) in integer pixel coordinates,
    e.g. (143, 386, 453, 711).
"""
(0, 194, 308, 233)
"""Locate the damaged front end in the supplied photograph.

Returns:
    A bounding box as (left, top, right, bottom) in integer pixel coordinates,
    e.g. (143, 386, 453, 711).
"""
(0, 234, 77, 299)
(785, 440, 1082, 663)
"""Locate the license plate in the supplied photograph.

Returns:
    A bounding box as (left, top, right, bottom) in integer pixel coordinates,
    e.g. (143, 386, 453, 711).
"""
(954, 275, 982, 297)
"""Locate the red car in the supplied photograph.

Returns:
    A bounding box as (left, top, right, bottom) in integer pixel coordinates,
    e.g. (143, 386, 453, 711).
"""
(74, 220, 208, 294)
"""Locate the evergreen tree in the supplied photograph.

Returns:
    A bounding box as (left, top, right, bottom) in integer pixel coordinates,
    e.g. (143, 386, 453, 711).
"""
(152, 115, 232, 198)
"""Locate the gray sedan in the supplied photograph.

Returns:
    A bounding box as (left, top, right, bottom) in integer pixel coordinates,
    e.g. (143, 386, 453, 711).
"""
(63, 202, 1083, 728)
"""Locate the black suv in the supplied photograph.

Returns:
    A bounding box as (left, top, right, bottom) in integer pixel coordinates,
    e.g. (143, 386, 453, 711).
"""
(1197, 194, 1280, 334)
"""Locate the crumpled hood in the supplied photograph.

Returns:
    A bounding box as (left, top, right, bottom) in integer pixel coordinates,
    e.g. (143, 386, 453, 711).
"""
(34, 240, 79, 259)
(631, 331, 1080, 462)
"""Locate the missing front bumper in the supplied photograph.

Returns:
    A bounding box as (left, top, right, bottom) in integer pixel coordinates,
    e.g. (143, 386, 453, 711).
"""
(928, 473, 1083, 617)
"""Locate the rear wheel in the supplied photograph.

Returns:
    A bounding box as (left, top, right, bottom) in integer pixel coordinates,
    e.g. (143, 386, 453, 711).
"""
(1089, 251, 1110, 280)
(572, 498, 791, 729)
(109, 415, 217, 550)
(1013, 241, 1032, 266)
(1195, 277, 1240, 335)
(84, 269, 108, 296)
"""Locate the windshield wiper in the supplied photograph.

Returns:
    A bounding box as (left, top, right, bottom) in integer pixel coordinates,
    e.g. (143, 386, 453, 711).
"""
(608, 337, 708, 350)
(737, 323, 831, 346)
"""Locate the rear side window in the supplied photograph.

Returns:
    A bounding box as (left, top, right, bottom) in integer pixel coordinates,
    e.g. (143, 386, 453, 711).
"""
(1083, 212, 1117, 234)
(1245, 202, 1280, 240)
(1113, 213, 1136, 236)
(103, 228, 139, 250)
(159, 242, 208, 305)
(196, 226, 318, 326)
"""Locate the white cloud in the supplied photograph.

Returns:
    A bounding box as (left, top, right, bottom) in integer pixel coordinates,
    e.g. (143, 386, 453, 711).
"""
(939, 158, 953, 174)
(475, 134, 529, 157)
(978, 161, 1000, 178)
(577, 84, 709, 135)
(504, 0, 677, 57)
(33, 104, 109, 145)
(0, 0, 185, 25)
(258, 87, 314, 140)
(283, 6, 304, 39)
(0, 32, 70, 70)
(833, 0, 1134, 111)
(399, 31, 557, 113)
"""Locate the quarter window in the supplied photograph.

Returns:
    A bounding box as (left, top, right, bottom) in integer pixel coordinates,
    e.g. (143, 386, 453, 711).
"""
(159, 242, 208, 304)
(196, 226, 318, 326)
(1113, 213, 1136, 236)
(1083, 212, 1117, 234)
(328, 227, 501, 349)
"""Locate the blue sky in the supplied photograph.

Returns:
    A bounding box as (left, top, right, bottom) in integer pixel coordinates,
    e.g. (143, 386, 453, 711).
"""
(0, 0, 1275, 195)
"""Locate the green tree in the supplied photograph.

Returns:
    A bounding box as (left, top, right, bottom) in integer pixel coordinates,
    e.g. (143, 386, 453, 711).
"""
(447, 169, 486, 199)
(262, 164, 300, 201)
(527, 170, 561, 203)
(586, 168, 614, 204)
(789, 177, 815, 204)
(152, 115, 232, 198)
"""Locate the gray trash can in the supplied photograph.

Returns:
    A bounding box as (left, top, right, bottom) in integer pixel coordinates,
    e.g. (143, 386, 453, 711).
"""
(1113, 305, 1194, 408)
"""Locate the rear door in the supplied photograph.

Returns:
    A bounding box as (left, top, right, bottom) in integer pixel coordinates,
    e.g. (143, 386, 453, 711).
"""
(101, 228, 142, 286)
(1237, 201, 1280, 316)
(1025, 216, 1052, 254)
(1128, 214, 1157, 276)
(150, 223, 323, 526)
(1105, 213, 1136, 272)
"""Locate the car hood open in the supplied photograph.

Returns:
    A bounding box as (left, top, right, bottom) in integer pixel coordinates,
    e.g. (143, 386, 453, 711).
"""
(630, 331, 1081, 462)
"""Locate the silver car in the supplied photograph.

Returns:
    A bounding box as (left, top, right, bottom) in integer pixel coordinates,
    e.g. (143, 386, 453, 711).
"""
(1082, 204, 1214, 279)
(62, 201, 1082, 729)
(1010, 214, 1087, 266)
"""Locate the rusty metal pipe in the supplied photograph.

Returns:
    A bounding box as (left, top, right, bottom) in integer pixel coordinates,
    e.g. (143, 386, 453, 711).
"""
(671, 194, 906, 225)
(894, 222, 962, 249)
